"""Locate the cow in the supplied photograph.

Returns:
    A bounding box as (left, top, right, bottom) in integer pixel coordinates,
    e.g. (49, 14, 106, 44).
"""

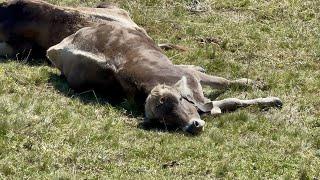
(0, 0, 282, 134)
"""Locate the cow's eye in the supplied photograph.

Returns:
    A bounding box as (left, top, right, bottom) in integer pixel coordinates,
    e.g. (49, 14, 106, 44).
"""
(179, 97, 183, 101)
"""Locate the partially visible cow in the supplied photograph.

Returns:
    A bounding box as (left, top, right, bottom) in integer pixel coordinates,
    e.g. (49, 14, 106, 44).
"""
(0, 0, 147, 57)
(0, 0, 282, 134)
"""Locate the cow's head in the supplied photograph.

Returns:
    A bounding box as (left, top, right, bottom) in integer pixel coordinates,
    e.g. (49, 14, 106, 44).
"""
(145, 77, 205, 134)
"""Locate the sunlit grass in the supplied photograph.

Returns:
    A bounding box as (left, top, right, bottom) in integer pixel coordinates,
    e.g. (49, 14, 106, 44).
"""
(0, 0, 319, 179)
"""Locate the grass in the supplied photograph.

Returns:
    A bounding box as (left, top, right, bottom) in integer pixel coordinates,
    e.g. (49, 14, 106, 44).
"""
(0, 0, 319, 179)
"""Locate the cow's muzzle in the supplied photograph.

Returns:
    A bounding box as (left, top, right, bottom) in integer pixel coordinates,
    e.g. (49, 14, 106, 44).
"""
(183, 119, 205, 135)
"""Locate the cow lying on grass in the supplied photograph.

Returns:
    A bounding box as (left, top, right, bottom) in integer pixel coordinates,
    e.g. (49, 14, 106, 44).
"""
(0, 0, 282, 134)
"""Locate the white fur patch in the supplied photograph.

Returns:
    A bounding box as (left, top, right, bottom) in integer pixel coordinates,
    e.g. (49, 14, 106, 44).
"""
(66, 49, 106, 63)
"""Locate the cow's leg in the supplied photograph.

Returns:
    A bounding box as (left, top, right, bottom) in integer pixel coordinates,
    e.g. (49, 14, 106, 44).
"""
(180, 67, 258, 89)
(0, 42, 14, 57)
(211, 97, 282, 112)
(199, 72, 256, 89)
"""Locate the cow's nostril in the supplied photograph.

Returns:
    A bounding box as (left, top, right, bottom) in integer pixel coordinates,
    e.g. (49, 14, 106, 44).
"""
(193, 120, 200, 127)
(192, 119, 205, 128)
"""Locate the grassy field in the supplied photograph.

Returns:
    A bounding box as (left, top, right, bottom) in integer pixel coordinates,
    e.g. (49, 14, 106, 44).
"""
(0, 0, 319, 179)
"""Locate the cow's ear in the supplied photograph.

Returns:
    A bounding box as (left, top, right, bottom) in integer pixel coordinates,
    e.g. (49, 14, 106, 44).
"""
(174, 76, 191, 95)
(174, 76, 197, 104)
(196, 102, 213, 113)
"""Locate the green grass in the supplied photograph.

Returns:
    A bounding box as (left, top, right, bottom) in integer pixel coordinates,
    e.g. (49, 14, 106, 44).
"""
(0, 0, 319, 179)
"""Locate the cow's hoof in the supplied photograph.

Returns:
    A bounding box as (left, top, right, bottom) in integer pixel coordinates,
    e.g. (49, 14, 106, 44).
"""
(187, 65, 206, 73)
(259, 97, 283, 110)
(274, 98, 283, 109)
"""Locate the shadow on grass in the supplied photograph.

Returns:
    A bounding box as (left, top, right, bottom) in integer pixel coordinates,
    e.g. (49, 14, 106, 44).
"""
(48, 72, 142, 115)
(137, 121, 189, 135)
(48, 72, 180, 133)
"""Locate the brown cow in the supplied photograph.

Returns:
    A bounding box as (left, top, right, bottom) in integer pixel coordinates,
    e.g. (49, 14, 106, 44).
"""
(0, 0, 282, 134)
